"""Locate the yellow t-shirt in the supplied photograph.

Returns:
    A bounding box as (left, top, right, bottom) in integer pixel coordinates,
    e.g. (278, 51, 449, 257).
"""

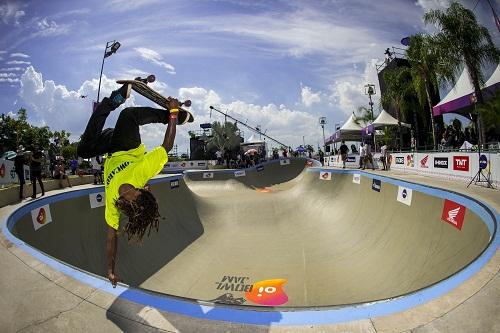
(104, 144, 168, 230)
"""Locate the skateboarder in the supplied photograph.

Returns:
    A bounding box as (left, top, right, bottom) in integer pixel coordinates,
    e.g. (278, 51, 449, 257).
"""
(77, 83, 180, 287)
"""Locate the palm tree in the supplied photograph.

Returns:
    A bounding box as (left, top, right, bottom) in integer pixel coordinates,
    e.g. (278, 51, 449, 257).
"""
(424, 1, 500, 145)
(406, 34, 443, 149)
(382, 66, 419, 149)
(206, 121, 241, 156)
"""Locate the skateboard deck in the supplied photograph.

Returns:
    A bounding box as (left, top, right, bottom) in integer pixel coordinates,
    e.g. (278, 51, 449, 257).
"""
(116, 79, 194, 125)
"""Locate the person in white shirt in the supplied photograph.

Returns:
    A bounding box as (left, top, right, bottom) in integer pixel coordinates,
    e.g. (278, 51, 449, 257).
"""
(215, 150, 222, 165)
(359, 143, 366, 169)
(380, 143, 388, 171)
(91, 156, 103, 184)
(363, 143, 375, 170)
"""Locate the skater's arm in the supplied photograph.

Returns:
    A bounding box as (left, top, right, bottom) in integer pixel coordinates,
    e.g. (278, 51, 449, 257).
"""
(106, 226, 119, 287)
(162, 98, 180, 152)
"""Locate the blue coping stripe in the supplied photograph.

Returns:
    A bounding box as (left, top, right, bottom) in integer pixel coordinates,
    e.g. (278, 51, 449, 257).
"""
(1, 169, 498, 326)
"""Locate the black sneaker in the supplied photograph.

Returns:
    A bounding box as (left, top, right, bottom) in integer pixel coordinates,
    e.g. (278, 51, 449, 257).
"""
(109, 84, 131, 107)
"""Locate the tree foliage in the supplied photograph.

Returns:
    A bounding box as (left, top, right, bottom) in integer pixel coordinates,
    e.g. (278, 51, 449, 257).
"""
(206, 121, 241, 152)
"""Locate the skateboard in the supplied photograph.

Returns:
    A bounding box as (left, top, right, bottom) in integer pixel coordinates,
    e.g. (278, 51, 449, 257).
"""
(116, 75, 194, 125)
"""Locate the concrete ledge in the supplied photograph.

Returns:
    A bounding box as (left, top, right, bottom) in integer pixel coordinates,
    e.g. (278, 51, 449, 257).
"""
(0, 175, 95, 207)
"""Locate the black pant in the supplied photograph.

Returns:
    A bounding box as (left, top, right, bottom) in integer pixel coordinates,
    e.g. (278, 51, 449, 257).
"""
(16, 171, 25, 199)
(31, 169, 44, 197)
(77, 98, 169, 158)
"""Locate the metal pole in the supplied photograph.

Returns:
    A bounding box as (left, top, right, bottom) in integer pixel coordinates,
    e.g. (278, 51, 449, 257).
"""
(302, 136, 305, 146)
(322, 125, 326, 153)
(96, 41, 111, 103)
(209, 106, 288, 147)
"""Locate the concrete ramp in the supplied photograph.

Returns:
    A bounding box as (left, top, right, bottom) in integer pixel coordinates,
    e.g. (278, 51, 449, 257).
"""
(8, 159, 493, 308)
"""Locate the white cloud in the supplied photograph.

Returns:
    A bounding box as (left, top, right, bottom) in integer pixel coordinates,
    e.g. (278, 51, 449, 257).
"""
(0, 51, 6, 54)
(0, 3, 25, 25)
(106, 0, 164, 12)
(301, 85, 321, 107)
(18, 66, 136, 140)
(0, 73, 17, 78)
(1, 67, 24, 71)
(7, 60, 30, 65)
(34, 18, 70, 37)
(327, 59, 381, 117)
(415, 0, 450, 12)
(134, 47, 176, 74)
(0, 77, 19, 83)
(10, 52, 30, 58)
(18, 66, 323, 153)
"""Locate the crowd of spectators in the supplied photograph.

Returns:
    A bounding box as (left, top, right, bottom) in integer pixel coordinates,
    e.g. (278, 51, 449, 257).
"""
(438, 122, 476, 150)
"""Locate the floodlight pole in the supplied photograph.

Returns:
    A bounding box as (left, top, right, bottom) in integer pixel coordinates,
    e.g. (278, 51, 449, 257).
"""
(319, 117, 327, 153)
(96, 40, 120, 103)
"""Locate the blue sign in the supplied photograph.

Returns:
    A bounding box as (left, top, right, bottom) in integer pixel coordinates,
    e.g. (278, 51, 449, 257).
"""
(372, 179, 381, 192)
(256, 165, 264, 172)
(170, 180, 180, 189)
(96, 194, 103, 202)
(479, 155, 487, 170)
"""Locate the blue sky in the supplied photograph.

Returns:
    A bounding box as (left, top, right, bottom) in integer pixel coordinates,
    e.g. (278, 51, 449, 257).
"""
(0, 0, 498, 153)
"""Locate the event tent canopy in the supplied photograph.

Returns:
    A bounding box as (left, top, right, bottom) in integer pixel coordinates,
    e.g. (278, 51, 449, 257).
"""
(363, 109, 410, 135)
(432, 65, 500, 116)
(325, 113, 364, 144)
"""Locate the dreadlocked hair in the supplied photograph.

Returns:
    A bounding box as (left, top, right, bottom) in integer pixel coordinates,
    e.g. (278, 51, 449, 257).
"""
(115, 189, 161, 242)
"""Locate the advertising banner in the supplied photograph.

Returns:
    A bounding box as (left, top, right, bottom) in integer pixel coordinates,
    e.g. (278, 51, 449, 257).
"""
(31, 204, 52, 231)
(397, 186, 413, 206)
(319, 171, 332, 180)
(89, 192, 105, 208)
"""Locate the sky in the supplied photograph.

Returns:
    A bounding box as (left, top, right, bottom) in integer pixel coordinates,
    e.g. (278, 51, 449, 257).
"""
(0, 0, 499, 154)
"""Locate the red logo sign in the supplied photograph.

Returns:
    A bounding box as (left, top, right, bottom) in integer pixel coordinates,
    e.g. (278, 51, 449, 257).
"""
(453, 156, 469, 171)
(0, 163, 5, 178)
(420, 155, 429, 168)
(441, 199, 466, 230)
(36, 208, 47, 225)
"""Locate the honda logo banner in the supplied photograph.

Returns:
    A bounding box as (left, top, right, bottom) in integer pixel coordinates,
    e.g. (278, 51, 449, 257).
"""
(441, 199, 466, 230)
(419, 155, 429, 168)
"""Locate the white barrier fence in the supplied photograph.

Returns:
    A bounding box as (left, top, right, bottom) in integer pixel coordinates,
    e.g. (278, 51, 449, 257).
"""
(0, 158, 31, 186)
(324, 151, 500, 185)
(162, 160, 210, 172)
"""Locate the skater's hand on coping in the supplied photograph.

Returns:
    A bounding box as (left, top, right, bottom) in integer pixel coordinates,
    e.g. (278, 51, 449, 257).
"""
(107, 271, 120, 288)
(167, 98, 180, 112)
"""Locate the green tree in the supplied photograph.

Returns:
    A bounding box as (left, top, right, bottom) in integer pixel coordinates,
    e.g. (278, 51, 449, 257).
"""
(206, 121, 241, 153)
(476, 90, 500, 142)
(424, 1, 500, 144)
(406, 34, 443, 149)
(355, 106, 376, 124)
(381, 67, 420, 149)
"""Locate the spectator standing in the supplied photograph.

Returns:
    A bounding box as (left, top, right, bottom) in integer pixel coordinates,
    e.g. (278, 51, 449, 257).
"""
(91, 156, 103, 184)
(339, 140, 349, 169)
(215, 150, 222, 165)
(30, 145, 45, 199)
(14, 146, 26, 201)
(380, 143, 388, 171)
(363, 142, 375, 170)
(70, 158, 78, 175)
(359, 142, 366, 169)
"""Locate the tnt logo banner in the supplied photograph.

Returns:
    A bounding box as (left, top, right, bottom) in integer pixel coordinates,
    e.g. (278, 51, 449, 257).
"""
(397, 186, 413, 206)
(31, 205, 53, 231)
(441, 199, 466, 230)
(234, 170, 246, 178)
(89, 192, 106, 208)
(352, 173, 361, 184)
(245, 279, 288, 306)
(203, 172, 214, 179)
(453, 156, 469, 171)
(279, 159, 291, 166)
(319, 171, 332, 180)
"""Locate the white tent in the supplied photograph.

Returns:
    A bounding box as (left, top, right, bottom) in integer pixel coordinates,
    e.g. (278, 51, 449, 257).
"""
(242, 134, 264, 145)
(485, 64, 500, 87)
(371, 109, 410, 128)
(326, 113, 364, 143)
(433, 65, 500, 116)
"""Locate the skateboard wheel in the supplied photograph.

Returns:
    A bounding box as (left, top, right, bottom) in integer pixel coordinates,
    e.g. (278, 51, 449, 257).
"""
(147, 75, 156, 83)
(183, 100, 191, 107)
